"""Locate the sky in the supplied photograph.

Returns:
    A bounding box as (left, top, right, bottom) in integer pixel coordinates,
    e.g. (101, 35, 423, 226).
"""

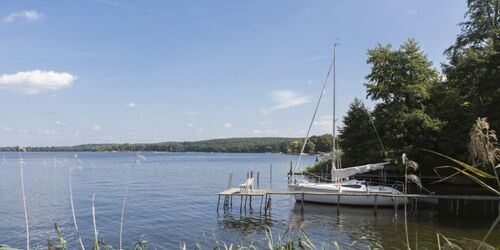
(0, 0, 467, 146)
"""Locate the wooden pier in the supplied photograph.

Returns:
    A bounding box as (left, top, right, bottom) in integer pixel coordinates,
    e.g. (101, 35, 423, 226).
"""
(217, 188, 500, 217)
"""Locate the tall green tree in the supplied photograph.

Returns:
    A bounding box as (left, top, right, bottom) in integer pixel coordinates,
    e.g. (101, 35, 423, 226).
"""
(338, 98, 383, 167)
(443, 0, 500, 128)
(437, 0, 500, 160)
(365, 39, 444, 165)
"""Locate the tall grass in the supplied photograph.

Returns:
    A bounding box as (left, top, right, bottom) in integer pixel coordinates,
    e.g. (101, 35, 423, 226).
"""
(18, 147, 30, 250)
(119, 153, 145, 250)
(69, 155, 85, 250)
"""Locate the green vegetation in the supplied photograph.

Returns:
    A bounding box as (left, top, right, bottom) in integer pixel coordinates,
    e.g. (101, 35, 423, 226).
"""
(0, 136, 333, 155)
(337, 0, 500, 175)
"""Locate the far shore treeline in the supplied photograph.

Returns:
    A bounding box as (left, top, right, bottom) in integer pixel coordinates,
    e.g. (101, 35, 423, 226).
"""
(0, 135, 332, 154)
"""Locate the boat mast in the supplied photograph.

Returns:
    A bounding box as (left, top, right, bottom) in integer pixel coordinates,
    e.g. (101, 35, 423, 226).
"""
(332, 43, 337, 183)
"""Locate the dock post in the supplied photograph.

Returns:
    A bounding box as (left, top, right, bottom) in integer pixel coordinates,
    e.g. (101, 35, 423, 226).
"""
(257, 172, 260, 189)
(264, 194, 268, 215)
(301, 192, 305, 217)
(259, 195, 264, 215)
(250, 171, 253, 210)
(374, 195, 378, 217)
(336, 195, 340, 215)
(244, 195, 248, 211)
(414, 198, 418, 217)
(240, 195, 243, 214)
(270, 164, 272, 188)
(266, 194, 272, 215)
(394, 197, 398, 221)
(217, 195, 221, 214)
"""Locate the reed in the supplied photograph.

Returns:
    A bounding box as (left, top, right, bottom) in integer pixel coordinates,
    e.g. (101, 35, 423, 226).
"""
(119, 153, 145, 250)
(92, 194, 99, 250)
(69, 155, 85, 250)
(18, 147, 30, 250)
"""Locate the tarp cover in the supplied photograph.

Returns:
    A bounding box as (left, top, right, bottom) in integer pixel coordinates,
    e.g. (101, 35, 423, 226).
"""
(331, 162, 388, 181)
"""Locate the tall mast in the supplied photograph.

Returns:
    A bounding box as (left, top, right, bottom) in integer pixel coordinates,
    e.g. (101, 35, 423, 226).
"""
(332, 43, 337, 182)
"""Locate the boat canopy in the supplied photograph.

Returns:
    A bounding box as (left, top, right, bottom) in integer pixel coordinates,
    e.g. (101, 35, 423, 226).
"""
(332, 162, 388, 181)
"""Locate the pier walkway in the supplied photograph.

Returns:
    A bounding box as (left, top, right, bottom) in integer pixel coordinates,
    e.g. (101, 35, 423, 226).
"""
(217, 188, 500, 217)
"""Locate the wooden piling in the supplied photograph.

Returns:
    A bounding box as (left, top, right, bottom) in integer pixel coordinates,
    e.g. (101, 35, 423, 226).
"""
(337, 195, 340, 215)
(270, 164, 272, 188)
(374, 195, 378, 217)
(240, 195, 243, 214)
(414, 198, 418, 217)
(267, 194, 272, 214)
(217, 195, 221, 214)
(257, 172, 260, 189)
(259, 196, 264, 214)
(249, 171, 253, 210)
(264, 194, 268, 215)
(394, 197, 398, 221)
(301, 192, 305, 217)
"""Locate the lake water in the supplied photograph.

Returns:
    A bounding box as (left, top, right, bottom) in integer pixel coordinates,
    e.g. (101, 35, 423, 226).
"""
(0, 152, 498, 249)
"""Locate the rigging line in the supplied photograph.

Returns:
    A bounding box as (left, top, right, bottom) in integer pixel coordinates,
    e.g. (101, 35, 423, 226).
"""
(292, 60, 334, 177)
(369, 117, 386, 154)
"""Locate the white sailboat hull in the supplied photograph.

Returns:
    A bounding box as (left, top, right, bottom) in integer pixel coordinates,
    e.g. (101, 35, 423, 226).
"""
(289, 180, 407, 206)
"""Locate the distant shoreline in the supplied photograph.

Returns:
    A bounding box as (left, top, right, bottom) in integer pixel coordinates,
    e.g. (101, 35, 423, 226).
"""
(0, 136, 331, 154)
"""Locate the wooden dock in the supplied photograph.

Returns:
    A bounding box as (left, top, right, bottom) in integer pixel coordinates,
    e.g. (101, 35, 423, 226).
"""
(217, 188, 500, 217)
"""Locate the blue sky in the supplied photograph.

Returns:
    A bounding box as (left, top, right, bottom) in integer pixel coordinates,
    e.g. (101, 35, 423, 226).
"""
(0, 1, 467, 146)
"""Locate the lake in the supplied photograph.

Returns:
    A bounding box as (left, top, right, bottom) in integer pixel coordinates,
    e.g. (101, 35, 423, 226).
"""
(0, 152, 498, 249)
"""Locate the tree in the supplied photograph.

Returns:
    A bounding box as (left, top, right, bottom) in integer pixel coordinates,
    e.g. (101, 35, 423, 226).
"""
(365, 39, 444, 165)
(433, 0, 500, 162)
(443, 0, 500, 132)
(338, 98, 382, 167)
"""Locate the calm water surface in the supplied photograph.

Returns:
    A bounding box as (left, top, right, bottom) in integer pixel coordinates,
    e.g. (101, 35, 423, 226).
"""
(0, 152, 498, 249)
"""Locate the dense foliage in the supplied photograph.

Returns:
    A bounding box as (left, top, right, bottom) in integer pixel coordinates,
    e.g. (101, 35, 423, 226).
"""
(338, 0, 500, 174)
(0, 136, 332, 154)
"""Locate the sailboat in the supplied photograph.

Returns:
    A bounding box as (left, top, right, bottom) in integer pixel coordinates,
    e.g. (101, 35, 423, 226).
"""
(288, 44, 407, 206)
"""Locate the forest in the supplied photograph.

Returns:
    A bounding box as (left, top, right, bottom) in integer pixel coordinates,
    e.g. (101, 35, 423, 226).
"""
(0, 136, 331, 154)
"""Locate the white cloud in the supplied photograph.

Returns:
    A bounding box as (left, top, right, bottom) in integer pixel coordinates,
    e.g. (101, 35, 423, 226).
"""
(252, 129, 262, 134)
(196, 128, 206, 133)
(17, 128, 28, 133)
(223, 123, 232, 128)
(90, 124, 101, 131)
(261, 90, 312, 114)
(307, 80, 313, 85)
(2, 126, 13, 131)
(128, 102, 137, 108)
(0, 70, 76, 95)
(187, 123, 195, 127)
(3, 10, 43, 23)
(186, 111, 199, 116)
(55, 120, 66, 126)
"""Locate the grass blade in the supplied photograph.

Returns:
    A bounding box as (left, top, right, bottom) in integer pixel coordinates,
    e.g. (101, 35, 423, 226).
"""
(422, 149, 495, 178)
